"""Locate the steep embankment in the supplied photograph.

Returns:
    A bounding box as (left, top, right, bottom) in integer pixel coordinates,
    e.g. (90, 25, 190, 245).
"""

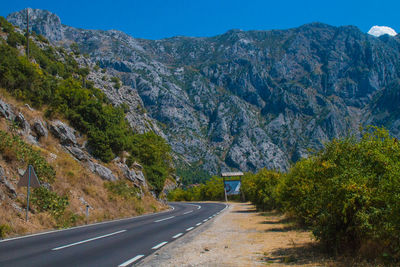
(0, 17, 173, 238)
(7, 9, 400, 184)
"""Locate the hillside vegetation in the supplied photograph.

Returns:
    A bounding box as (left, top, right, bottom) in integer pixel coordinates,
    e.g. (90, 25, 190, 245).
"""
(0, 17, 173, 194)
(169, 126, 400, 262)
(0, 17, 173, 238)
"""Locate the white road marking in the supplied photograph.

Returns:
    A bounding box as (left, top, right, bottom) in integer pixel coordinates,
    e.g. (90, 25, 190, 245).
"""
(154, 216, 175, 223)
(196, 223, 202, 226)
(186, 227, 194, 231)
(118, 255, 145, 267)
(186, 203, 201, 210)
(0, 205, 176, 244)
(173, 233, 183, 239)
(152, 241, 168, 249)
(203, 219, 208, 222)
(183, 210, 193, 215)
(52, 230, 126, 251)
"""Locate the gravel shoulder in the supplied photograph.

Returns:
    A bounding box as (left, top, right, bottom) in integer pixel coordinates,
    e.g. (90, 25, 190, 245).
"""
(139, 202, 337, 267)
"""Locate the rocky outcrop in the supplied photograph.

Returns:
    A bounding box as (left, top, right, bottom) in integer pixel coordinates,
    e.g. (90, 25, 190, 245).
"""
(87, 161, 117, 181)
(0, 99, 16, 121)
(8, 9, 400, 180)
(49, 120, 77, 146)
(118, 162, 146, 187)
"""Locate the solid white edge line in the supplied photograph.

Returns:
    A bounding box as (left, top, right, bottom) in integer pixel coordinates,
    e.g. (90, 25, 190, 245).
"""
(154, 216, 175, 223)
(172, 233, 183, 239)
(118, 255, 145, 267)
(52, 230, 126, 251)
(196, 223, 202, 226)
(183, 210, 193, 215)
(152, 241, 168, 249)
(1, 205, 176, 243)
(186, 227, 194, 231)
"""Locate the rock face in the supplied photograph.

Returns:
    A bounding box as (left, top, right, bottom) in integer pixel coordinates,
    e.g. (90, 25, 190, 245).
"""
(0, 166, 17, 198)
(7, 8, 63, 41)
(8, 9, 400, 180)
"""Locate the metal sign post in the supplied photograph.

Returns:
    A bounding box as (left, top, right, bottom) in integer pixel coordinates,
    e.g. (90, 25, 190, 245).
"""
(18, 165, 41, 222)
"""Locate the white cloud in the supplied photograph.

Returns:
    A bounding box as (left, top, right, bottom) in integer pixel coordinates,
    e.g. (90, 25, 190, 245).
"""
(368, 26, 397, 37)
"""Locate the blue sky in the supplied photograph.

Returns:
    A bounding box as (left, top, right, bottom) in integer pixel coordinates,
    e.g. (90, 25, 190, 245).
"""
(1, 0, 399, 39)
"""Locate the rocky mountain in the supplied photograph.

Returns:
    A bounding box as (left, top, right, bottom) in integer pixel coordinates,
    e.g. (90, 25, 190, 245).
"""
(8, 9, 400, 182)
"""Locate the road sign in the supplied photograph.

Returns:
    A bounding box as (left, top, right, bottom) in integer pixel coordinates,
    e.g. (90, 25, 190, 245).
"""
(224, 180, 241, 195)
(18, 165, 41, 221)
(221, 172, 244, 201)
(18, 165, 40, 188)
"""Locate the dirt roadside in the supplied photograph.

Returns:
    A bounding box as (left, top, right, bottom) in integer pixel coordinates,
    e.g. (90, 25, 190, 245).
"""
(139, 202, 338, 267)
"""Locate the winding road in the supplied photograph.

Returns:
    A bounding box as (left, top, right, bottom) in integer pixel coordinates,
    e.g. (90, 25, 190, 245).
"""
(0, 202, 227, 267)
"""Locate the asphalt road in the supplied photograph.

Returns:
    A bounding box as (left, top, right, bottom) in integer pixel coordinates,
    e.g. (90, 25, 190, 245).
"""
(0, 202, 227, 267)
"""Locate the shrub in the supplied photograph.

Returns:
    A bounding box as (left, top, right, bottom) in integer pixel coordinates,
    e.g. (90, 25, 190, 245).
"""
(104, 180, 141, 200)
(280, 126, 400, 257)
(241, 169, 282, 211)
(0, 130, 56, 183)
(167, 176, 224, 201)
(0, 224, 11, 238)
(31, 187, 69, 218)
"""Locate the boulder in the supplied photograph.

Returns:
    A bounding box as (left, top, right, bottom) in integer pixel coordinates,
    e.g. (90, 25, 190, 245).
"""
(87, 161, 117, 181)
(15, 113, 30, 134)
(65, 146, 87, 161)
(0, 166, 17, 198)
(32, 119, 48, 138)
(49, 120, 77, 146)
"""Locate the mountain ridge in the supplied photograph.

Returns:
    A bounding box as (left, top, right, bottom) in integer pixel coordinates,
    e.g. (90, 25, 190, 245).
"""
(7, 8, 400, 183)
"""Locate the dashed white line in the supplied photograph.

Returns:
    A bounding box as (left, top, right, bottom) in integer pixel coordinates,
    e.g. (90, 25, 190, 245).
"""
(196, 223, 202, 226)
(154, 216, 175, 223)
(183, 210, 193, 215)
(186, 203, 201, 210)
(152, 241, 168, 249)
(52, 230, 126, 251)
(203, 219, 208, 222)
(173, 233, 183, 239)
(186, 227, 194, 231)
(118, 255, 145, 267)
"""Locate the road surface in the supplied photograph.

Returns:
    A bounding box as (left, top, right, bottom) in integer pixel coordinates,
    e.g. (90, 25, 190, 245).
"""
(0, 202, 227, 267)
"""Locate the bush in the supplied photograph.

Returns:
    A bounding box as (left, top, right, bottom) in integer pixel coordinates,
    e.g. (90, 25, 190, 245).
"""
(0, 130, 56, 183)
(104, 180, 141, 200)
(167, 176, 224, 201)
(31, 187, 69, 218)
(280, 126, 400, 257)
(241, 168, 282, 211)
(0, 224, 11, 238)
